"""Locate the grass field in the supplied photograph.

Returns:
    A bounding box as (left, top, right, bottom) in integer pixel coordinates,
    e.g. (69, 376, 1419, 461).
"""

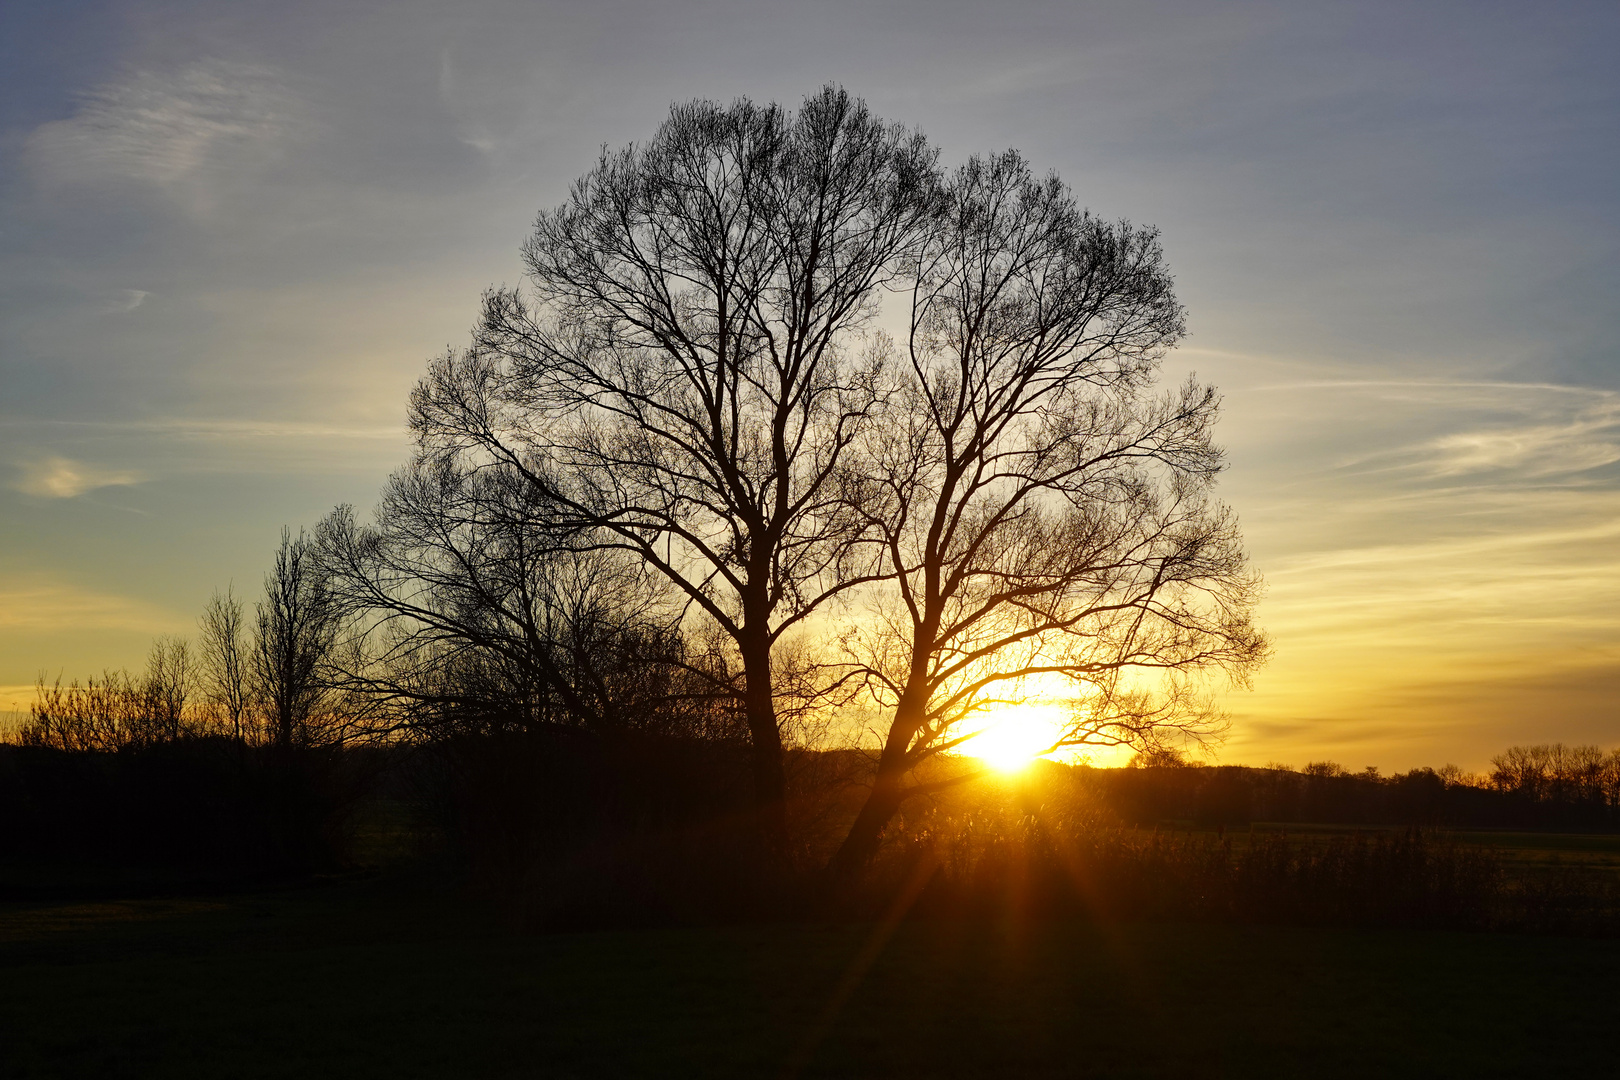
(1149, 821, 1620, 876)
(3, 866, 1618, 1079)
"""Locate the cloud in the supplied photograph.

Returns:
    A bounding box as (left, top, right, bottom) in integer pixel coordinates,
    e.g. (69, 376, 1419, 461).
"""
(1268, 381, 1620, 482)
(0, 419, 410, 497)
(437, 49, 501, 156)
(1209, 369, 1620, 766)
(1225, 649, 1620, 771)
(14, 456, 148, 498)
(24, 58, 305, 200)
(1422, 397, 1620, 478)
(102, 289, 149, 315)
(2, 416, 403, 443)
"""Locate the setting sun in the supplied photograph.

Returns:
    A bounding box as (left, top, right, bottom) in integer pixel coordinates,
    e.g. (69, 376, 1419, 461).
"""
(966, 702, 1069, 772)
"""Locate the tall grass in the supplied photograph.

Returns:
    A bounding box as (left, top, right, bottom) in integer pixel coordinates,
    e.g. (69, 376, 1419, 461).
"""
(870, 799, 1620, 935)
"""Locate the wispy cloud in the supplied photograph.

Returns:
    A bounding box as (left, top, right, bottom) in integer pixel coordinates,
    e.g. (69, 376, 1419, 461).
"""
(1211, 371, 1620, 765)
(437, 49, 501, 156)
(13, 456, 147, 498)
(0, 419, 410, 489)
(1244, 380, 1620, 483)
(25, 58, 306, 203)
(0, 417, 403, 442)
(1422, 399, 1620, 478)
(101, 289, 149, 315)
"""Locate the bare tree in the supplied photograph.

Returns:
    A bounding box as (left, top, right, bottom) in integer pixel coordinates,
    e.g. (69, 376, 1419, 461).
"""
(24, 634, 200, 749)
(199, 586, 252, 742)
(827, 152, 1269, 878)
(141, 635, 193, 742)
(315, 457, 729, 741)
(407, 86, 939, 854)
(253, 528, 341, 750)
(22, 670, 141, 751)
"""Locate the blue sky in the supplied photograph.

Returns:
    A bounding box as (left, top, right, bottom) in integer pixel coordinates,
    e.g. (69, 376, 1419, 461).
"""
(2, 0, 1616, 768)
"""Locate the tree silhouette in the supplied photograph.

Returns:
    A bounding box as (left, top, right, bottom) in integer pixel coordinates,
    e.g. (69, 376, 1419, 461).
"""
(315, 460, 730, 741)
(407, 86, 938, 855)
(829, 152, 1267, 876)
(199, 587, 251, 741)
(386, 88, 1267, 875)
(253, 528, 340, 749)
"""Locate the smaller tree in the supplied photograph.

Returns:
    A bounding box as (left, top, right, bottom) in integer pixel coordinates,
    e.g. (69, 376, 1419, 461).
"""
(141, 635, 193, 742)
(199, 586, 253, 742)
(315, 456, 712, 741)
(23, 634, 199, 750)
(22, 670, 139, 751)
(253, 528, 341, 749)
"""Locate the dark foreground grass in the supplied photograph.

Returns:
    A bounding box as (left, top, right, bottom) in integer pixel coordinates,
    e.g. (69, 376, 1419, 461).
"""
(3, 875, 1617, 1079)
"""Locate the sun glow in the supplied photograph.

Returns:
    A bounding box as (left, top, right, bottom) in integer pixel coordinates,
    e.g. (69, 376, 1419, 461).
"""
(966, 702, 1069, 773)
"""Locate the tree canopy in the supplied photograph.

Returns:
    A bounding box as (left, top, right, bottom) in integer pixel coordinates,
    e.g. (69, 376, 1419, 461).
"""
(331, 86, 1268, 872)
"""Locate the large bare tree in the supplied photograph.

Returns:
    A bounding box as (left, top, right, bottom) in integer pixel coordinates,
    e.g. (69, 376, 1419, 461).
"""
(407, 87, 939, 854)
(827, 152, 1269, 878)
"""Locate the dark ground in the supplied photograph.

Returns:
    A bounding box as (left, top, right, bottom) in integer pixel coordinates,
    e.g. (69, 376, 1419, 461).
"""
(2, 867, 1617, 1079)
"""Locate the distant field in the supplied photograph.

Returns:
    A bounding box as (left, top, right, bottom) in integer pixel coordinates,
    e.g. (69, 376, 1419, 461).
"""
(1447, 829, 1620, 875)
(3, 872, 1617, 1079)
(1229, 822, 1620, 876)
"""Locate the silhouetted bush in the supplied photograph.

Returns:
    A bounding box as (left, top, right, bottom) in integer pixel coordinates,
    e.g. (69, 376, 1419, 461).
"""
(7, 719, 1618, 936)
(393, 723, 897, 928)
(394, 739, 1620, 935)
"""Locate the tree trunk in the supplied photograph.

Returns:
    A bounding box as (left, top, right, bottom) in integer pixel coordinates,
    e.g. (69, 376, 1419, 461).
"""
(826, 765, 903, 884)
(738, 626, 789, 862)
(826, 698, 925, 883)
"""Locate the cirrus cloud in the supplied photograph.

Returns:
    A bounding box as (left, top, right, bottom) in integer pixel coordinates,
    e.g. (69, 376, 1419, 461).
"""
(101, 289, 150, 315)
(24, 58, 307, 203)
(14, 455, 148, 499)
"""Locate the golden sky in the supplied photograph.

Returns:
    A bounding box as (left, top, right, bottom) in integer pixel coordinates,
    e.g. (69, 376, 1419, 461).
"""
(2, 1, 1616, 768)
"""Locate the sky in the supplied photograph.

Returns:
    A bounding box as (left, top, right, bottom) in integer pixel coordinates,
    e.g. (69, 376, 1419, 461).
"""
(1, 0, 1616, 770)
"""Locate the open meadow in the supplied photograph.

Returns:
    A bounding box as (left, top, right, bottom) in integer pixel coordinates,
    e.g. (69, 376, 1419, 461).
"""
(4, 876, 1619, 1080)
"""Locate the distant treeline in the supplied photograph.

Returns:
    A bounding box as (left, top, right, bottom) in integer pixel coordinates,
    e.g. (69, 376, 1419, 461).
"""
(1075, 746, 1620, 833)
(4, 584, 380, 893)
(21, 632, 1619, 837)
(7, 547, 1617, 926)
